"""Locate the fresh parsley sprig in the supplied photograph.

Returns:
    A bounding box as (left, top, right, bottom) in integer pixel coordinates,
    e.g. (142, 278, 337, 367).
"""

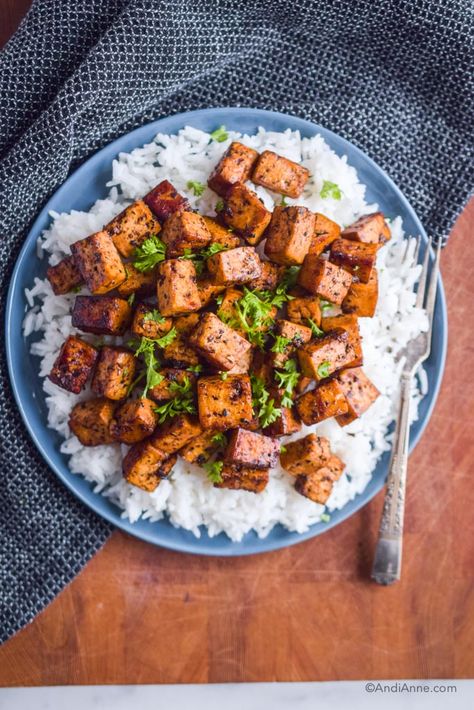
(132, 234, 167, 272)
(143, 308, 166, 324)
(132, 337, 164, 396)
(250, 374, 281, 428)
(180, 242, 229, 275)
(153, 376, 196, 423)
(320, 180, 342, 200)
(274, 359, 300, 408)
(271, 335, 291, 354)
(204, 460, 224, 483)
(210, 125, 228, 143)
(187, 180, 206, 197)
(307, 318, 324, 337)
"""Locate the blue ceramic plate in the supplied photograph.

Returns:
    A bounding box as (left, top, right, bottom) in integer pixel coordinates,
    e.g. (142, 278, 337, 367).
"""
(5, 108, 447, 556)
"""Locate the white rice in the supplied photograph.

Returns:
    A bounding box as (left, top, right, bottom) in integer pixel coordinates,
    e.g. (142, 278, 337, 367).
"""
(23, 126, 429, 542)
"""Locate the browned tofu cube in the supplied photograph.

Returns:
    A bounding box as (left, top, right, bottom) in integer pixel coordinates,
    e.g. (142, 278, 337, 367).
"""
(123, 442, 175, 492)
(48, 335, 98, 393)
(296, 379, 349, 425)
(251, 150, 309, 197)
(296, 376, 312, 394)
(46, 255, 83, 295)
(214, 464, 269, 493)
(189, 312, 252, 371)
(70, 230, 126, 294)
(148, 414, 202, 456)
(321, 313, 363, 368)
(156, 259, 201, 316)
(174, 313, 201, 335)
(69, 398, 116, 446)
(294, 455, 345, 504)
(221, 183, 272, 245)
(298, 255, 352, 304)
(179, 431, 223, 465)
(71, 295, 132, 335)
(207, 246, 262, 285)
(201, 217, 241, 249)
(263, 405, 301, 437)
(329, 238, 378, 283)
(131, 302, 173, 339)
(149, 369, 197, 402)
(91, 347, 137, 400)
(280, 433, 331, 476)
(224, 428, 279, 469)
(270, 319, 312, 368)
(196, 276, 226, 307)
(110, 398, 158, 444)
(208, 141, 259, 197)
(342, 269, 378, 317)
(197, 375, 254, 431)
(251, 349, 273, 386)
(286, 291, 322, 326)
(297, 330, 356, 381)
(246, 261, 284, 291)
(117, 264, 157, 298)
(160, 211, 211, 258)
(225, 345, 253, 375)
(309, 213, 341, 255)
(336, 367, 380, 426)
(143, 180, 190, 222)
(162, 334, 200, 369)
(264, 206, 315, 266)
(105, 200, 161, 257)
(341, 212, 391, 246)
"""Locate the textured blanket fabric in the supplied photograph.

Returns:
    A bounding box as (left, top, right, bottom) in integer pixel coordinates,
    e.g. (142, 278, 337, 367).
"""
(0, 0, 472, 643)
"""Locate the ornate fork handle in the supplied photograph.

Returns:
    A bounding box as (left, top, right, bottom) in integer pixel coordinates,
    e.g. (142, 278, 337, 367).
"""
(372, 372, 412, 585)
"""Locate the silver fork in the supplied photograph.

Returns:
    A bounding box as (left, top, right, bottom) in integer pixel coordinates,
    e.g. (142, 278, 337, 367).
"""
(371, 236, 442, 585)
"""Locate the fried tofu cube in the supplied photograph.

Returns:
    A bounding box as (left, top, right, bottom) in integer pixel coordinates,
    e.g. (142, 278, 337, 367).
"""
(341, 212, 391, 246)
(91, 347, 137, 400)
(280, 433, 331, 476)
(131, 302, 173, 339)
(70, 230, 126, 294)
(309, 213, 341, 255)
(336, 367, 380, 426)
(160, 211, 211, 258)
(196, 277, 226, 307)
(321, 313, 363, 368)
(221, 183, 272, 245)
(329, 238, 378, 283)
(297, 330, 356, 381)
(69, 398, 116, 446)
(48, 335, 98, 393)
(71, 295, 132, 335)
(225, 345, 253, 375)
(110, 398, 158, 444)
(189, 312, 252, 371)
(263, 405, 301, 437)
(298, 255, 352, 304)
(143, 180, 190, 222)
(201, 217, 241, 249)
(162, 334, 200, 368)
(270, 319, 312, 368)
(106, 200, 161, 257)
(342, 269, 378, 317)
(207, 246, 262, 285)
(149, 368, 197, 402)
(294, 455, 345, 504)
(264, 206, 315, 266)
(148, 414, 202, 456)
(179, 430, 223, 465)
(251, 150, 309, 197)
(296, 379, 349, 425)
(286, 291, 322, 326)
(224, 428, 279, 469)
(156, 259, 201, 316)
(174, 313, 201, 335)
(251, 349, 273, 386)
(46, 255, 83, 295)
(208, 141, 259, 197)
(246, 261, 284, 291)
(197, 374, 254, 431)
(214, 464, 269, 493)
(117, 264, 157, 298)
(123, 442, 176, 492)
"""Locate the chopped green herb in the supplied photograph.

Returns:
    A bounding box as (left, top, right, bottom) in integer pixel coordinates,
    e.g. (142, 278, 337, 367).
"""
(143, 308, 166, 323)
(317, 360, 331, 379)
(154, 375, 196, 422)
(180, 242, 229, 276)
(320, 513, 331, 523)
(319, 299, 333, 312)
(320, 180, 342, 200)
(127, 293, 136, 306)
(271, 335, 291, 354)
(280, 445, 287, 454)
(215, 199, 224, 213)
(274, 359, 300, 407)
(250, 374, 281, 428)
(215, 293, 224, 307)
(187, 180, 206, 197)
(219, 371, 228, 381)
(71, 285, 82, 294)
(210, 125, 228, 143)
(204, 459, 224, 483)
(187, 364, 203, 374)
(132, 234, 167, 272)
(131, 337, 164, 396)
(280, 196, 288, 206)
(125, 371, 145, 398)
(211, 433, 227, 448)
(307, 318, 324, 337)
(155, 327, 177, 349)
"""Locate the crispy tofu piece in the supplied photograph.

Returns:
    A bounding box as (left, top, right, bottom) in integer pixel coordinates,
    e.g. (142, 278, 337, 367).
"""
(201, 217, 241, 249)
(149, 368, 196, 402)
(106, 200, 161, 257)
(286, 291, 322, 326)
(321, 313, 363, 368)
(297, 330, 356, 381)
(110, 398, 158, 444)
(214, 464, 269, 493)
(207, 246, 262, 285)
(72, 295, 132, 335)
(123, 442, 176, 492)
(280, 433, 331, 476)
(270, 319, 312, 368)
(196, 277, 226, 307)
(143, 180, 190, 222)
(179, 430, 223, 465)
(298, 255, 352, 304)
(251, 150, 309, 197)
(225, 345, 253, 375)
(208, 141, 259, 197)
(162, 334, 200, 368)
(342, 269, 378, 317)
(221, 183, 272, 245)
(336, 367, 380, 426)
(46, 255, 83, 295)
(189, 312, 252, 371)
(251, 349, 273, 386)
(48, 335, 98, 393)
(296, 376, 312, 394)
(294, 455, 345, 504)
(341, 212, 391, 246)
(263, 405, 301, 437)
(131, 302, 173, 339)
(91, 347, 137, 400)
(69, 398, 116, 446)
(117, 264, 157, 298)
(264, 206, 315, 266)
(156, 259, 201, 316)
(329, 238, 378, 283)
(308, 213, 342, 255)
(161, 211, 211, 258)
(224, 428, 279, 469)
(246, 261, 284, 291)
(197, 374, 254, 431)
(148, 414, 202, 456)
(296, 379, 349, 425)
(70, 230, 126, 294)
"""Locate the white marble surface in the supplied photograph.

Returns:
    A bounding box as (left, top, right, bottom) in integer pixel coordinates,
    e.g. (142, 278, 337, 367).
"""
(0, 682, 472, 710)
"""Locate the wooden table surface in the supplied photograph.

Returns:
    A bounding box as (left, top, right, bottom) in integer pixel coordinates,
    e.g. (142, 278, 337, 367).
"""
(1, 2, 474, 686)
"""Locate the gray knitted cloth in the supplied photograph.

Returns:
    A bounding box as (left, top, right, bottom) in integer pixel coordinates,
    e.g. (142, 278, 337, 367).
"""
(0, 0, 472, 643)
